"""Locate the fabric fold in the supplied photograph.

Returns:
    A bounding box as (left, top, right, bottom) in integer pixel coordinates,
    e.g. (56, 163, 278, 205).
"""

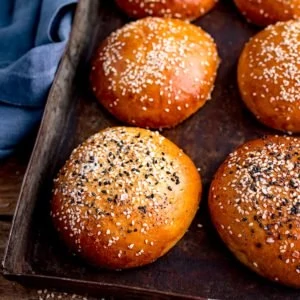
(0, 0, 77, 160)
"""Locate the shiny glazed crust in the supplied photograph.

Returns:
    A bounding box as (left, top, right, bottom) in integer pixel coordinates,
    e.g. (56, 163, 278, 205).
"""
(237, 20, 300, 133)
(115, 0, 218, 21)
(234, 0, 300, 26)
(51, 127, 201, 269)
(209, 136, 300, 287)
(90, 17, 219, 129)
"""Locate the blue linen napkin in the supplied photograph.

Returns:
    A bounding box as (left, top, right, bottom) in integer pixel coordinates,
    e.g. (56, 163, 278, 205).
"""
(0, 0, 77, 159)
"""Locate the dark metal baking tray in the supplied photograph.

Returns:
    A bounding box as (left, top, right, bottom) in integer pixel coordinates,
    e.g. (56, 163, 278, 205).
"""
(2, 0, 300, 299)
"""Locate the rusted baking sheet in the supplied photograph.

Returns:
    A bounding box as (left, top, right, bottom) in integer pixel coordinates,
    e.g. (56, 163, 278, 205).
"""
(2, 0, 299, 299)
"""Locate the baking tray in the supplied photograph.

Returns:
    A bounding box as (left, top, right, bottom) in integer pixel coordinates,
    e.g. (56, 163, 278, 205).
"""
(2, 0, 300, 299)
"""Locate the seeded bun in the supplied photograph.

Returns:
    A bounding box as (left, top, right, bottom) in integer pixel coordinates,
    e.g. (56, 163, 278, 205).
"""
(90, 17, 219, 129)
(115, 0, 218, 21)
(234, 0, 300, 26)
(209, 136, 300, 288)
(51, 127, 201, 269)
(237, 20, 300, 133)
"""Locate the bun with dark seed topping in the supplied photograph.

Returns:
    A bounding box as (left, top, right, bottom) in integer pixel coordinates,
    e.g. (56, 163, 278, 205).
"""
(51, 127, 201, 269)
(209, 135, 300, 287)
(238, 20, 300, 133)
(234, 0, 300, 26)
(115, 0, 218, 21)
(90, 17, 219, 129)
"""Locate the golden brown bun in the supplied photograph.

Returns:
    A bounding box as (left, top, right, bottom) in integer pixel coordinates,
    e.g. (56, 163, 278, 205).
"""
(51, 127, 201, 270)
(115, 0, 218, 21)
(238, 20, 300, 133)
(90, 17, 219, 129)
(234, 0, 300, 26)
(209, 135, 300, 288)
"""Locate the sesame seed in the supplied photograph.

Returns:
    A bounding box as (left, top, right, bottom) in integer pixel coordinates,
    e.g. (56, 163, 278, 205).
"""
(266, 237, 275, 244)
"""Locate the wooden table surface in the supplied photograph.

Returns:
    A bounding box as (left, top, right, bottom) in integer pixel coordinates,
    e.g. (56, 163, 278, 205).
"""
(0, 142, 106, 300)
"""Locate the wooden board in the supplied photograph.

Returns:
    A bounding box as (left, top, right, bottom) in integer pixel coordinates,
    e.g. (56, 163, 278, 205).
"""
(2, 0, 300, 299)
(0, 150, 31, 216)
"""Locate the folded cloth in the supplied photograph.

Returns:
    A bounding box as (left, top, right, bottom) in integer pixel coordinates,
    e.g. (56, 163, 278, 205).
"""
(0, 0, 77, 160)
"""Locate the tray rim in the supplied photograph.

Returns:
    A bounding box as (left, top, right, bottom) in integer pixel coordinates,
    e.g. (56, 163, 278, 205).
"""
(2, 272, 206, 300)
(2, 0, 84, 276)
